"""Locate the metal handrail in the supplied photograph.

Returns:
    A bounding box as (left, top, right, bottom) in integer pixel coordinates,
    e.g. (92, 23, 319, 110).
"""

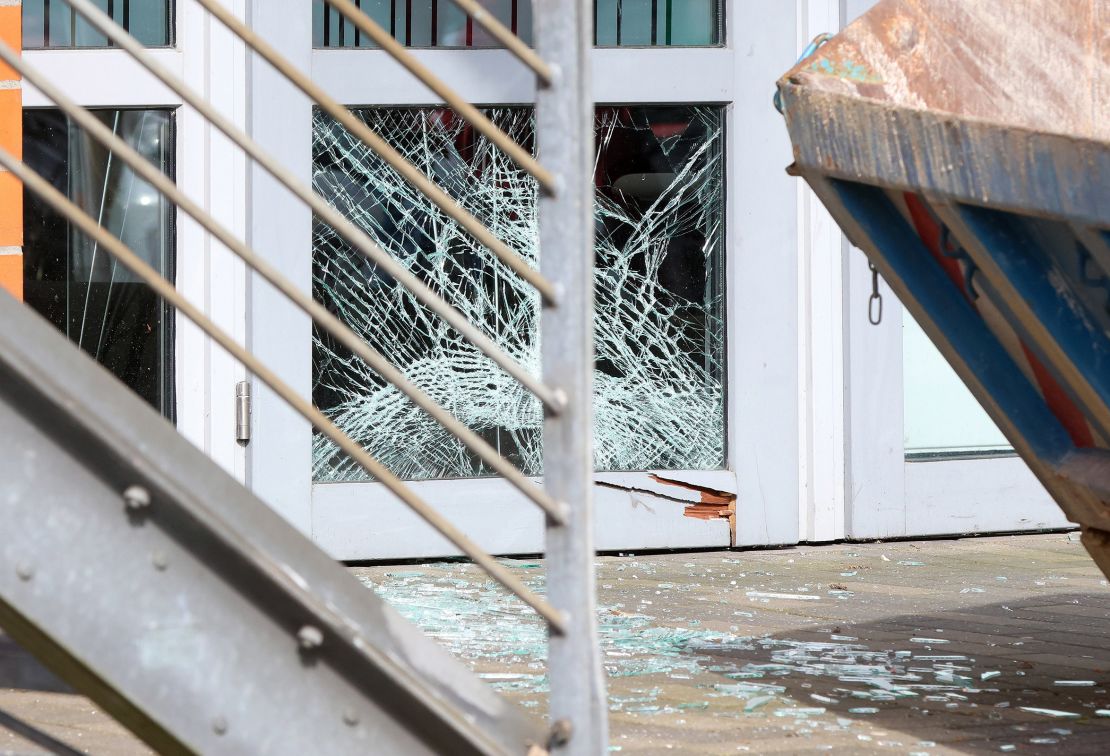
(63, 0, 564, 414)
(0, 41, 566, 526)
(447, 0, 555, 85)
(15, 0, 607, 747)
(196, 0, 557, 306)
(324, 0, 558, 195)
(0, 145, 566, 633)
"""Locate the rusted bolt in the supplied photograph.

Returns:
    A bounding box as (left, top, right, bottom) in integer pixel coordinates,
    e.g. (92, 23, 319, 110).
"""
(297, 625, 324, 650)
(212, 716, 228, 735)
(15, 563, 34, 581)
(123, 485, 151, 511)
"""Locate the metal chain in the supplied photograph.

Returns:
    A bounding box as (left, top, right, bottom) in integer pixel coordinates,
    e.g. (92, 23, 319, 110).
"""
(868, 261, 883, 326)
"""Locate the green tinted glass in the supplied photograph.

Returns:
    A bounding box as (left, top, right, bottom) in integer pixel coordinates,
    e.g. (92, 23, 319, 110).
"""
(313, 0, 719, 48)
(23, 0, 172, 49)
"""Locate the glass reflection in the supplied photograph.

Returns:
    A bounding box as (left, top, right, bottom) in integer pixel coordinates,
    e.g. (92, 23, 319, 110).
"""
(23, 109, 175, 418)
(23, 0, 172, 49)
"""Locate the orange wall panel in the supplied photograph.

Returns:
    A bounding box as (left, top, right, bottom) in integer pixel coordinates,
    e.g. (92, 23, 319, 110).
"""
(0, 253, 22, 301)
(0, 5, 20, 81)
(0, 169, 21, 246)
(0, 2, 17, 302)
(0, 88, 21, 161)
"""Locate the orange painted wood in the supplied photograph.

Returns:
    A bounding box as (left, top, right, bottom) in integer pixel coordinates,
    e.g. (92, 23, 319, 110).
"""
(0, 169, 22, 247)
(0, 88, 21, 161)
(0, 5, 20, 81)
(0, 253, 22, 301)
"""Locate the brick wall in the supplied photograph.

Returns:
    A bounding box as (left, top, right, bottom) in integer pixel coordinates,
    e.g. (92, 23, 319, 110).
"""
(0, 0, 19, 301)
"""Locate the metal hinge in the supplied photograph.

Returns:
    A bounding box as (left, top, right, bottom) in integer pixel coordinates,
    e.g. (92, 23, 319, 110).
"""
(235, 380, 252, 446)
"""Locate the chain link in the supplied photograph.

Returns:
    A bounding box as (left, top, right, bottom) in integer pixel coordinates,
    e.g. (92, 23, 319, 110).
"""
(868, 261, 883, 326)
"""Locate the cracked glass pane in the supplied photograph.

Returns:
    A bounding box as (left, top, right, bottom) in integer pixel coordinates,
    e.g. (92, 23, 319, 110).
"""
(312, 105, 724, 482)
(312, 0, 720, 47)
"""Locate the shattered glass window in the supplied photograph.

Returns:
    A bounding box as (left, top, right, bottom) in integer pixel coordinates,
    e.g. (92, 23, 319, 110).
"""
(312, 105, 725, 482)
(312, 0, 720, 48)
(23, 108, 175, 418)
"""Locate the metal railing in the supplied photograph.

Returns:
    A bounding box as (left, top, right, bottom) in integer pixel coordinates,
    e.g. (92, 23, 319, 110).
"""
(0, 0, 606, 751)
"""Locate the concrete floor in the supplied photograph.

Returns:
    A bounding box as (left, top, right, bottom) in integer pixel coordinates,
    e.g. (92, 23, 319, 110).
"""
(2, 532, 1108, 754)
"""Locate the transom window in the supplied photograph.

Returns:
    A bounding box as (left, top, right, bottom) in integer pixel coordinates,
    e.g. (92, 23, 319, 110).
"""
(313, 0, 722, 48)
(23, 0, 174, 49)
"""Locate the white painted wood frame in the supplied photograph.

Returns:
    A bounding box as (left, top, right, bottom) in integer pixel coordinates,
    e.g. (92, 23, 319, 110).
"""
(246, 0, 809, 559)
(823, 0, 1065, 541)
(31, 0, 1065, 556)
(22, 0, 250, 482)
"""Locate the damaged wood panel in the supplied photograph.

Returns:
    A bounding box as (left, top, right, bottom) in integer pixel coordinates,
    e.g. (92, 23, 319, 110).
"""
(594, 470, 737, 544)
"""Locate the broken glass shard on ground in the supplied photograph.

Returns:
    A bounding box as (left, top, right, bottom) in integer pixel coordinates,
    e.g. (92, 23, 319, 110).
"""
(311, 106, 725, 481)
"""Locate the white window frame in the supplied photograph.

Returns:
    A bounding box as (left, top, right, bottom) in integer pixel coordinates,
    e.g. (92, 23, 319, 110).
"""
(247, 0, 804, 559)
(31, 1, 1061, 557)
(23, 0, 250, 482)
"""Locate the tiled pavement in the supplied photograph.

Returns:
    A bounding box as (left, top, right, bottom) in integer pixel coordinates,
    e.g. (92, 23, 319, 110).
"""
(2, 532, 1108, 754)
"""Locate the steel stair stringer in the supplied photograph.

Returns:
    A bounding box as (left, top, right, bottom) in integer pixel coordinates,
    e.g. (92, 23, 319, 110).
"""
(0, 290, 547, 755)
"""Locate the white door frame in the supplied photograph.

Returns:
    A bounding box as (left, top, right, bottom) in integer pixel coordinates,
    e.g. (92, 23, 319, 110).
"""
(23, 0, 249, 481)
(33, 1, 1062, 553)
(247, 0, 805, 558)
(824, 0, 1063, 541)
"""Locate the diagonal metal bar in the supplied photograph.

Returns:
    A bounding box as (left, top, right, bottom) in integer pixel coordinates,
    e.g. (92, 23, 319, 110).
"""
(0, 294, 547, 755)
(1073, 224, 1110, 282)
(0, 708, 83, 756)
(0, 147, 567, 635)
(62, 0, 564, 415)
(446, 0, 554, 85)
(195, 0, 557, 306)
(323, 0, 558, 195)
(933, 201, 1110, 444)
(0, 39, 566, 526)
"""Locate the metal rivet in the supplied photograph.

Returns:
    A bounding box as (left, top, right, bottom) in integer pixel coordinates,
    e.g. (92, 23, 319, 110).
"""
(212, 716, 228, 735)
(297, 625, 324, 650)
(15, 563, 34, 581)
(342, 709, 359, 727)
(152, 552, 169, 571)
(123, 485, 151, 511)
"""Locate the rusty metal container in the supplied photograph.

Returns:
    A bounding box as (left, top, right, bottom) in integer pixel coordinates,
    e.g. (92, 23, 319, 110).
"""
(776, 0, 1110, 572)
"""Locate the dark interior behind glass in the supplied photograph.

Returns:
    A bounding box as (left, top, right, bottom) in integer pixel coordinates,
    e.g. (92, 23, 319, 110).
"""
(311, 105, 725, 482)
(23, 108, 175, 419)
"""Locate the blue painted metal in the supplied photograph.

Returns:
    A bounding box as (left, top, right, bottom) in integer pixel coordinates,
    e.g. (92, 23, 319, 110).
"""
(936, 205, 1110, 441)
(816, 179, 1077, 468)
(776, 0, 1110, 572)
